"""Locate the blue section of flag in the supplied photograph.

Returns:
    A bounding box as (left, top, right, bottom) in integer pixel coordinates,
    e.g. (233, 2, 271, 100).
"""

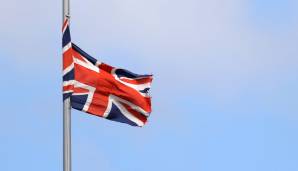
(115, 69, 152, 79)
(71, 95, 88, 111)
(62, 27, 71, 47)
(106, 103, 138, 126)
(63, 69, 74, 82)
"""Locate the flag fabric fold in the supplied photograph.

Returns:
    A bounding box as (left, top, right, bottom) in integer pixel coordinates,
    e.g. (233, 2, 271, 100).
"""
(62, 19, 153, 127)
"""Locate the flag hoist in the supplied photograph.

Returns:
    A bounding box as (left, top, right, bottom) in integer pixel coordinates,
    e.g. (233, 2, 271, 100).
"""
(62, 0, 153, 170)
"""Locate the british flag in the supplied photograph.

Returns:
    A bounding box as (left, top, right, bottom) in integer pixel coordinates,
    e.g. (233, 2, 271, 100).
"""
(62, 19, 153, 126)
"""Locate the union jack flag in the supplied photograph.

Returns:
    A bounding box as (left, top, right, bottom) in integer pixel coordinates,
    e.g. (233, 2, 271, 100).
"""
(62, 19, 153, 126)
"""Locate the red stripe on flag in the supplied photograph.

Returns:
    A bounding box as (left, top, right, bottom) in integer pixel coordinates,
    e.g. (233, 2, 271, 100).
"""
(63, 48, 73, 70)
(62, 19, 68, 32)
(86, 93, 109, 117)
(120, 77, 153, 85)
(63, 85, 74, 92)
(72, 49, 88, 61)
(99, 63, 113, 73)
(73, 87, 90, 94)
(121, 102, 147, 124)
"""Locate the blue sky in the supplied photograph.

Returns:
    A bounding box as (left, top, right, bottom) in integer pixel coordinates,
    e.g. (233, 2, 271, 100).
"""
(0, 0, 298, 170)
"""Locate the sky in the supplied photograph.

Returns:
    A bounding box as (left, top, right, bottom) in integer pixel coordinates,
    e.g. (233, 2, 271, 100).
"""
(0, 0, 298, 170)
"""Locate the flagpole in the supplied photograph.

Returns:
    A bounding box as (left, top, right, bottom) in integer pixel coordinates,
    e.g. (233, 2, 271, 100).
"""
(63, 0, 71, 171)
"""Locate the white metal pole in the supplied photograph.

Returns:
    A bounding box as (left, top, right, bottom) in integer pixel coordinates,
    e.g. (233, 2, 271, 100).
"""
(63, 0, 71, 171)
(63, 99, 71, 171)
